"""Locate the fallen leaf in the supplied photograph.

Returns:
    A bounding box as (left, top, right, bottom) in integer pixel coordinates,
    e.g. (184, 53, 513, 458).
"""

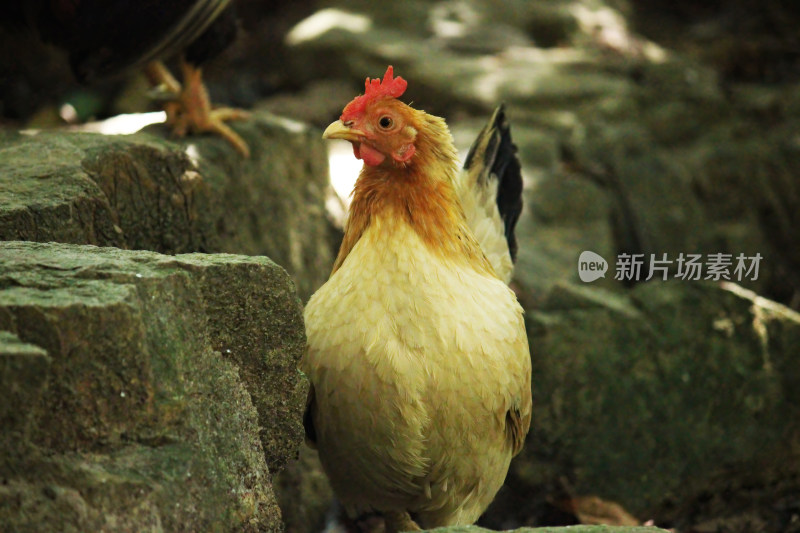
(555, 494, 640, 526)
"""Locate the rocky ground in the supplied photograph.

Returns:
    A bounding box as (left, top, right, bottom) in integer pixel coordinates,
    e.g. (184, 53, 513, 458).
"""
(2, 0, 800, 532)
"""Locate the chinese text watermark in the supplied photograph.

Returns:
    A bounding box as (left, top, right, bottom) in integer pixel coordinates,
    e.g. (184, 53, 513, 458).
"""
(578, 252, 762, 283)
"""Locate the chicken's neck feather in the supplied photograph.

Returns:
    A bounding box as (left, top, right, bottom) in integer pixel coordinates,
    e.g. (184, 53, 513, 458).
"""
(332, 113, 496, 278)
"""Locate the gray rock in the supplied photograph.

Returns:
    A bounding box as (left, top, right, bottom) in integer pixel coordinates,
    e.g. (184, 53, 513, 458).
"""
(0, 331, 50, 442)
(275, 447, 333, 533)
(0, 241, 308, 531)
(514, 172, 618, 301)
(687, 121, 800, 305)
(508, 280, 800, 518)
(0, 111, 333, 300)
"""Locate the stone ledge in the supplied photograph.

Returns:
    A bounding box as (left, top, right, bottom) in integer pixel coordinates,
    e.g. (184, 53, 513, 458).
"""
(0, 241, 307, 531)
(0, 111, 333, 299)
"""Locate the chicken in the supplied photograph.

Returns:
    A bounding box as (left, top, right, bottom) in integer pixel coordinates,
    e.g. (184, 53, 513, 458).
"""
(302, 66, 532, 532)
(2, 0, 250, 156)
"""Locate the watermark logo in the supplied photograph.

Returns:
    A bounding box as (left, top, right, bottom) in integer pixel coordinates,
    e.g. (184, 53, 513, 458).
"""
(578, 250, 609, 282)
(578, 251, 763, 283)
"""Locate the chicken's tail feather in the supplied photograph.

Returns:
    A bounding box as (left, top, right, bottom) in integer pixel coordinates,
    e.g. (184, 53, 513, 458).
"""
(461, 105, 523, 282)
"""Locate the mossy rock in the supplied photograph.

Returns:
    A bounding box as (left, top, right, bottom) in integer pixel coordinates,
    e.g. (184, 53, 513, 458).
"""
(0, 241, 308, 531)
(507, 280, 800, 521)
(0, 111, 332, 299)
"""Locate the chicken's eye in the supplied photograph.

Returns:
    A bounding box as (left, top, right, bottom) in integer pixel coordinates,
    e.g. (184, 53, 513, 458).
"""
(378, 116, 394, 129)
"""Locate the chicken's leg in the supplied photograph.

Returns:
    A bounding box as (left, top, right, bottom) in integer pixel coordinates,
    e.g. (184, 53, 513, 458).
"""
(144, 60, 251, 157)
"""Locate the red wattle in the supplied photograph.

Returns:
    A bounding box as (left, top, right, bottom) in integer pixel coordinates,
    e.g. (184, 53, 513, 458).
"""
(355, 143, 386, 166)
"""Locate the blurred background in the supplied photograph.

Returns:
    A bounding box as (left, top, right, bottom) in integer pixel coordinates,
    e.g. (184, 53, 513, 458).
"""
(2, 0, 800, 532)
(3, 0, 800, 308)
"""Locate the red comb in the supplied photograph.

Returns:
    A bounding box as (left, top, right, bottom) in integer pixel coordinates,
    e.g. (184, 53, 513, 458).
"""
(341, 66, 407, 121)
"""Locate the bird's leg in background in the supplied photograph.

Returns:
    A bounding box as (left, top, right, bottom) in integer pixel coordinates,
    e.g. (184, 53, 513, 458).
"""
(143, 60, 251, 157)
(382, 511, 421, 533)
(144, 61, 183, 127)
(176, 59, 251, 157)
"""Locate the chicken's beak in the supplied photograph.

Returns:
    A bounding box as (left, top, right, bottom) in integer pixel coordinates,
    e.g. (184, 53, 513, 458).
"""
(322, 120, 365, 142)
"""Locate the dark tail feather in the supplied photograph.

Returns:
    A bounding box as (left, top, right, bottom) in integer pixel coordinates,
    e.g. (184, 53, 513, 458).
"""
(463, 104, 523, 262)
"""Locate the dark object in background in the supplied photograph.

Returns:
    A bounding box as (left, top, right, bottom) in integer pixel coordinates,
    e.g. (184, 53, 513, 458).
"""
(629, 0, 800, 83)
(3, 0, 235, 82)
(0, 0, 257, 154)
(0, 0, 317, 126)
(0, 0, 315, 127)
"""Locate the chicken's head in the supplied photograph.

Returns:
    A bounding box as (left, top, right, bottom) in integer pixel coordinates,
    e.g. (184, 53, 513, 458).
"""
(323, 66, 418, 167)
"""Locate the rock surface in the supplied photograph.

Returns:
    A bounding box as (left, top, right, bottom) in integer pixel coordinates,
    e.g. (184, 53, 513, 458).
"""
(489, 280, 800, 527)
(0, 111, 332, 300)
(275, 446, 334, 533)
(0, 241, 307, 532)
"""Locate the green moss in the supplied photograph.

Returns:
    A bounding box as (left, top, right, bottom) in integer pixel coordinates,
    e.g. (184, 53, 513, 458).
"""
(0, 241, 303, 531)
(519, 281, 800, 515)
(0, 112, 332, 300)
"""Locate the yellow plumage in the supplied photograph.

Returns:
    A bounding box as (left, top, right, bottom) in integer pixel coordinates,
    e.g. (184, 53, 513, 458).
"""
(303, 67, 531, 531)
(304, 213, 529, 525)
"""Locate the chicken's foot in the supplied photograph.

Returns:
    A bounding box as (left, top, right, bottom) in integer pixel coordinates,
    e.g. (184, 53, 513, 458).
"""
(144, 60, 250, 157)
